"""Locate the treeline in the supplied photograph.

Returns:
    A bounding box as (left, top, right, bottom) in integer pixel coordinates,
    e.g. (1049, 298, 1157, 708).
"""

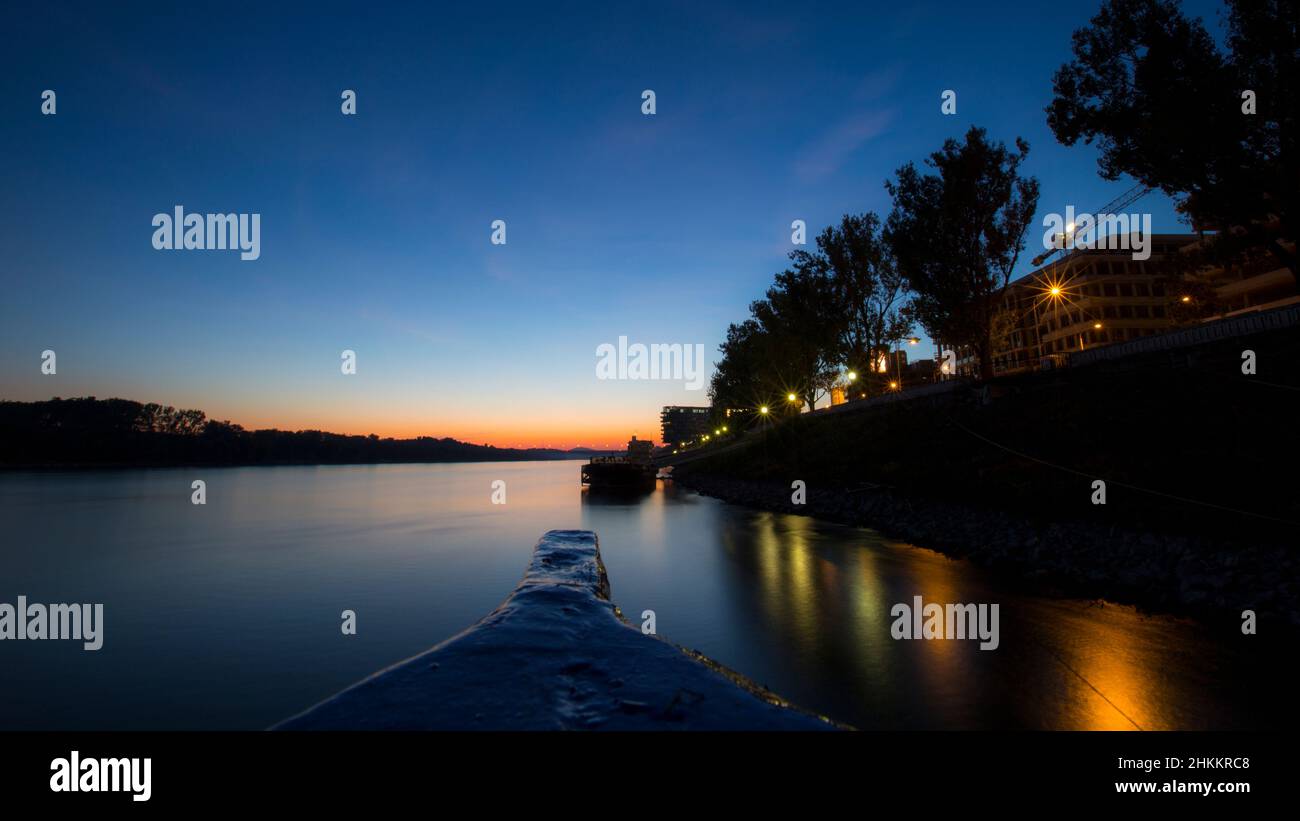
(0, 398, 579, 467)
(710, 126, 1040, 414)
(711, 0, 1295, 416)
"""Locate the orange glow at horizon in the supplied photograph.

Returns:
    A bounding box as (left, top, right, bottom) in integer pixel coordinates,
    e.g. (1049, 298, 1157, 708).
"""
(210, 406, 663, 451)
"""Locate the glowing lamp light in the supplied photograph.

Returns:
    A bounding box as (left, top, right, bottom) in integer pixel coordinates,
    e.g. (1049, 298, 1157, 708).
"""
(759, 406, 769, 415)
(787, 393, 797, 402)
(847, 371, 858, 382)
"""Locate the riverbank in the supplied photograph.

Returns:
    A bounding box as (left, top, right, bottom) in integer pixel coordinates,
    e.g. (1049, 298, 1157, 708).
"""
(275, 530, 839, 730)
(671, 325, 1300, 628)
(671, 472, 1297, 627)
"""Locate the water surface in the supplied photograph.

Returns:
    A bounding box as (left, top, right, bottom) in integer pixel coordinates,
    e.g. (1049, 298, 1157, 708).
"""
(0, 462, 1290, 730)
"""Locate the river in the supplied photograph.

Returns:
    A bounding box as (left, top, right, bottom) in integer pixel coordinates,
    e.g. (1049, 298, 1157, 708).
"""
(0, 461, 1290, 730)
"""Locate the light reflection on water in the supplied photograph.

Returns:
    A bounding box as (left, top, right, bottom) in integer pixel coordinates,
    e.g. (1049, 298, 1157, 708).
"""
(0, 461, 1290, 730)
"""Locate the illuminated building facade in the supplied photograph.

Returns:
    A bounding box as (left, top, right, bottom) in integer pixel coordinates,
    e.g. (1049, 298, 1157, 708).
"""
(660, 406, 711, 447)
(977, 234, 1296, 377)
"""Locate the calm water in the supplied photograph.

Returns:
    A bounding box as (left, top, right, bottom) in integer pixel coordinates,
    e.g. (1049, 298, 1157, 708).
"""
(1, 461, 1292, 730)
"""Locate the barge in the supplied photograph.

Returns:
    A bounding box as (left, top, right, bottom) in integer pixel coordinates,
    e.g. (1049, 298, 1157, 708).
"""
(581, 436, 658, 491)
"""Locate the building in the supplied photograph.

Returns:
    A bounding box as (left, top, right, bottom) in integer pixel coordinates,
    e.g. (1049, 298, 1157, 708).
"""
(660, 406, 711, 447)
(977, 233, 1297, 377)
(906, 358, 938, 383)
(984, 237, 1193, 375)
(626, 436, 654, 463)
(876, 349, 909, 378)
(1186, 236, 1298, 317)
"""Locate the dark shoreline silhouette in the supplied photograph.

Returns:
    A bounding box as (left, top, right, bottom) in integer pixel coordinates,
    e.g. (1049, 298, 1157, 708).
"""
(0, 397, 604, 468)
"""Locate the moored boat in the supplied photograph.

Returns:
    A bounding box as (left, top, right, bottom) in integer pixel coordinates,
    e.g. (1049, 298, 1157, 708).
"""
(581, 436, 658, 491)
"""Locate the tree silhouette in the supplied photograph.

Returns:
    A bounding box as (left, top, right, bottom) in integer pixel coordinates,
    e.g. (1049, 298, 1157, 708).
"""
(885, 127, 1040, 380)
(709, 319, 775, 414)
(789, 213, 913, 398)
(1047, 0, 1296, 276)
(751, 266, 841, 409)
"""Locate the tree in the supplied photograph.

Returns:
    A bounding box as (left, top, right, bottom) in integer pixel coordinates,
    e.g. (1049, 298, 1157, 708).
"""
(1046, 0, 1296, 277)
(752, 265, 842, 410)
(709, 319, 771, 414)
(708, 270, 840, 418)
(789, 213, 913, 397)
(885, 126, 1040, 379)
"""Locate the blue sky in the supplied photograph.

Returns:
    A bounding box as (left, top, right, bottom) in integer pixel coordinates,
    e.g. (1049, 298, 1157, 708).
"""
(0, 0, 1222, 447)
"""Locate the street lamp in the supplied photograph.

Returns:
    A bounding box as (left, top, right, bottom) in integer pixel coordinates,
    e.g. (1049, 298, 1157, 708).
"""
(759, 406, 769, 415)
(847, 371, 857, 382)
(1033, 275, 1071, 362)
(786, 393, 797, 402)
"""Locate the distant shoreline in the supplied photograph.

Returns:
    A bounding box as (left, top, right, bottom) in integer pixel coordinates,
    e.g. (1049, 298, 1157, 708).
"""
(0, 455, 599, 472)
(0, 397, 621, 470)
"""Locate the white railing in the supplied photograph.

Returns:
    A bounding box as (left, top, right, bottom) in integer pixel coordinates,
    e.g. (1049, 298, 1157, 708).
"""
(1070, 304, 1300, 367)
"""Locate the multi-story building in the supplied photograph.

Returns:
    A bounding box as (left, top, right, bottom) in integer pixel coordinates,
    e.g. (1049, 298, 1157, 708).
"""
(986, 235, 1198, 375)
(659, 406, 711, 447)
(938, 233, 1297, 379)
(1190, 238, 1298, 317)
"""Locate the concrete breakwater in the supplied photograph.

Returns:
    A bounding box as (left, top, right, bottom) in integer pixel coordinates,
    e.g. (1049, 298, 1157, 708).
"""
(275, 530, 837, 730)
(671, 472, 1299, 629)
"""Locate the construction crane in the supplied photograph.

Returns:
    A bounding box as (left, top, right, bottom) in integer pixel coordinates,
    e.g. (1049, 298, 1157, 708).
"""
(1031, 183, 1152, 268)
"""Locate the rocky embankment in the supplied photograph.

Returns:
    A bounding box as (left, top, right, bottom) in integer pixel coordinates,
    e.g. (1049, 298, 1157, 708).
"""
(672, 471, 1299, 629)
(275, 529, 838, 730)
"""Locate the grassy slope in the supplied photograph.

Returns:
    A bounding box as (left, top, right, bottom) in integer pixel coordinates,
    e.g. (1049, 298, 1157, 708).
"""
(681, 326, 1300, 548)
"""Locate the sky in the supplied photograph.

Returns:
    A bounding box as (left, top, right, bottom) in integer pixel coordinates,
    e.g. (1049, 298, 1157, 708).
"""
(0, 0, 1224, 448)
